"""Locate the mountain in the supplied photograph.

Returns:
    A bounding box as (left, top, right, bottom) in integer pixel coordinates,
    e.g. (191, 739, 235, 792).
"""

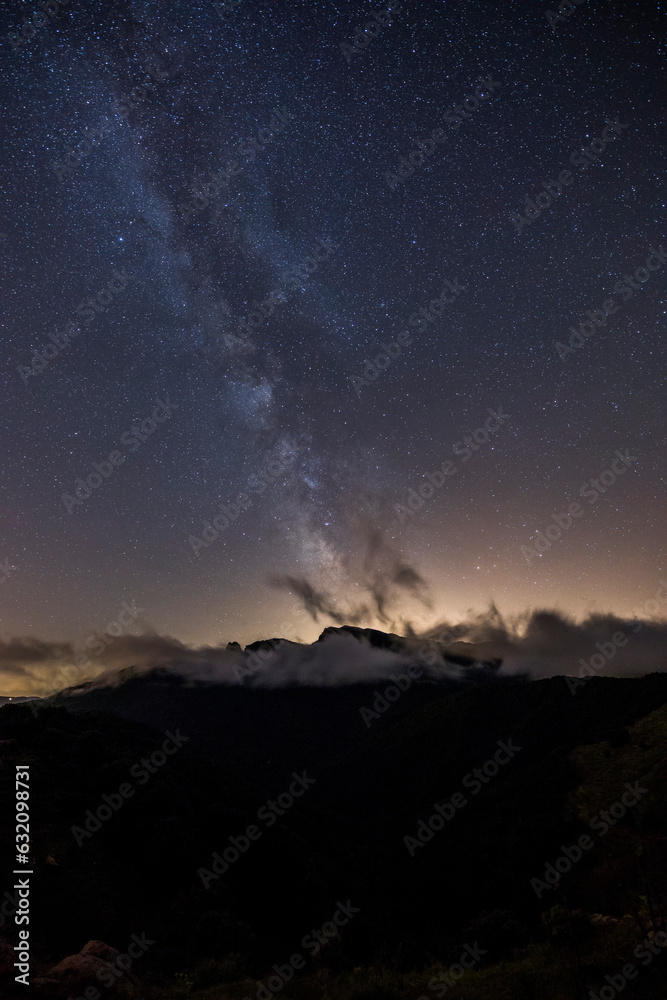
(1, 629, 666, 999)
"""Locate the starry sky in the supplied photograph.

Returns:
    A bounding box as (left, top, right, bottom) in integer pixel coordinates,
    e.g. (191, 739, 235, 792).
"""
(1, 0, 665, 667)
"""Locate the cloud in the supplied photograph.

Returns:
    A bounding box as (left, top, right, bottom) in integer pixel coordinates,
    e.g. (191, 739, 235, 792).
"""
(0, 625, 467, 699)
(0, 633, 235, 700)
(421, 606, 667, 680)
(270, 527, 432, 631)
(1, 600, 666, 701)
(232, 630, 420, 688)
(0, 638, 77, 697)
(269, 575, 351, 625)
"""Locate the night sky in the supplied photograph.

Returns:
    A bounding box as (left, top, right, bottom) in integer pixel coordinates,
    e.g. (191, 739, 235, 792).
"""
(1, 0, 665, 683)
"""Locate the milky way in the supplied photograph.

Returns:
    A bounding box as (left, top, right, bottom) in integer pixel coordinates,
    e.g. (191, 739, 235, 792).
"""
(0, 0, 665, 683)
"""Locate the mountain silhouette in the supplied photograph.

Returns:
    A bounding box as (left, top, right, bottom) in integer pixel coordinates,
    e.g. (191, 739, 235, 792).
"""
(1, 628, 666, 999)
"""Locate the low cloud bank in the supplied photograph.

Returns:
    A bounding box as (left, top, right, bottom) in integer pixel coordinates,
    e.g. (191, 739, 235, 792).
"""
(1, 603, 666, 700)
(423, 607, 667, 680)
